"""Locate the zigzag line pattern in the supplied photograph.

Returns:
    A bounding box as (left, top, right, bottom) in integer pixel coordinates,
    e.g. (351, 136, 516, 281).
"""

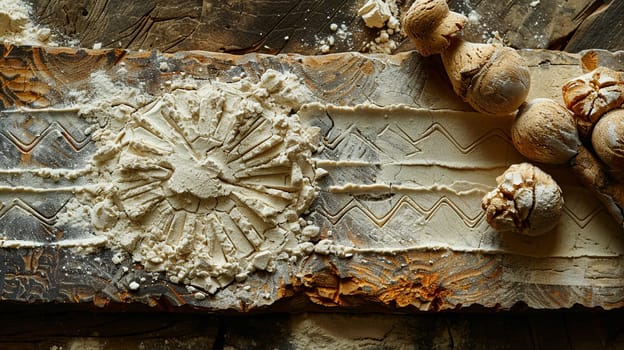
(316, 194, 605, 230)
(321, 121, 512, 158)
(323, 123, 387, 153)
(562, 205, 604, 229)
(317, 195, 485, 228)
(2, 122, 92, 153)
(0, 198, 66, 226)
(312, 114, 604, 229)
(384, 123, 511, 155)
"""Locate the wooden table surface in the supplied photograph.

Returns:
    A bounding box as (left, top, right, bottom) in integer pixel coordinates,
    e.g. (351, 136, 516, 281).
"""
(2, 1, 624, 349)
(28, 0, 622, 54)
(1, 44, 624, 312)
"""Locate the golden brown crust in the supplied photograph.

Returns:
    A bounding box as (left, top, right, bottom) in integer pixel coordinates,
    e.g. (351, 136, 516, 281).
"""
(511, 98, 581, 164)
(592, 109, 624, 179)
(402, 0, 467, 57)
(571, 146, 624, 227)
(562, 67, 624, 141)
(442, 41, 530, 115)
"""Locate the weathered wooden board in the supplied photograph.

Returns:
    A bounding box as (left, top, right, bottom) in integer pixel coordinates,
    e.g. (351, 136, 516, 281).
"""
(566, 1, 624, 52)
(447, 0, 602, 50)
(29, 0, 601, 53)
(1, 44, 624, 312)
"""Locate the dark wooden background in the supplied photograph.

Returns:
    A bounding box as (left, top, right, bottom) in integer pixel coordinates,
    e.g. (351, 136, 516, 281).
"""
(2, 0, 624, 348)
(29, 0, 624, 54)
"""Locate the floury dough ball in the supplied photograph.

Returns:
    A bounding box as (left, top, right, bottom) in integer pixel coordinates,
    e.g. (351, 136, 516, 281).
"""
(441, 41, 530, 115)
(511, 98, 581, 165)
(481, 163, 564, 236)
(592, 109, 624, 177)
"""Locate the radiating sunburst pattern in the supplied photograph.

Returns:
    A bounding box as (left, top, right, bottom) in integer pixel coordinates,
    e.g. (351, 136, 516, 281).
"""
(92, 71, 319, 293)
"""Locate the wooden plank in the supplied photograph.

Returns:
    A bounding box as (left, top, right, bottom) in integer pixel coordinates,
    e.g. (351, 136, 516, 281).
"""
(447, 0, 601, 50)
(0, 45, 623, 312)
(566, 1, 624, 52)
(28, 0, 600, 54)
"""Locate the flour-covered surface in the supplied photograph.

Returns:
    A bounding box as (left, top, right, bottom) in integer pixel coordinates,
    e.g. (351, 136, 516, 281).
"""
(0, 0, 56, 46)
(0, 45, 623, 311)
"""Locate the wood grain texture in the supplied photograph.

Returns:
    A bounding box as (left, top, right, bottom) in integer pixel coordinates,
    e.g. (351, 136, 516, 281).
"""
(566, 1, 624, 52)
(447, 0, 602, 50)
(0, 45, 623, 312)
(32, 0, 376, 54)
(28, 0, 602, 54)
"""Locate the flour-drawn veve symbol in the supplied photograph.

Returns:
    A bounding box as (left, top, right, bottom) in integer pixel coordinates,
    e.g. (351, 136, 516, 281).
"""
(90, 75, 320, 292)
(318, 195, 485, 229)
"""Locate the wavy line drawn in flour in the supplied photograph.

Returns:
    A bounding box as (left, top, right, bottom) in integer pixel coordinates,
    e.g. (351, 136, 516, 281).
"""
(0, 197, 60, 226)
(321, 122, 512, 159)
(380, 123, 512, 155)
(561, 205, 603, 229)
(0, 109, 95, 169)
(2, 122, 92, 152)
(318, 195, 485, 228)
(0, 195, 73, 245)
(318, 193, 604, 230)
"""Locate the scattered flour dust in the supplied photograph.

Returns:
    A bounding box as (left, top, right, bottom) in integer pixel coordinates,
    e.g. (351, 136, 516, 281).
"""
(358, 0, 403, 54)
(457, 1, 511, 46)
(0, 0, 56, 45)
(316, 22, 353, 54)
(314, 0, 401, 54)
(62, 69, 324, 294)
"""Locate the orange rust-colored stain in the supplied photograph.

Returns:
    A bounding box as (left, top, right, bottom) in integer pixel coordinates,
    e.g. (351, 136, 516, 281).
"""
(146, 298, 159, 307)
(20, 153, 30, 166)
(581, 51, 598, 72)
(299, 264, 346, 306)
(360, 61, 374, 75)
(21, 249, 43, 272)
(21, 254, 32, 272)
(0, 48, 53, 108)
(377, 274, 450, 309)
(338, 277, 363, 296)
(92, 294, 110, 308)
(119, 290, 132, 302)
(305, 293, 339, 307)
(315, 286, 338, 301)
(276, 277, 295, 299)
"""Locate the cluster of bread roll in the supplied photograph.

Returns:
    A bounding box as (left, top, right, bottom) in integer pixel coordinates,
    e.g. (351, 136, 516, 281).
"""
(402, 0, 624, 236)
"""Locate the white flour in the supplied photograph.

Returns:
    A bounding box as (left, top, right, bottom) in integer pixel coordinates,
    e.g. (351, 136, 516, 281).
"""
(358, 0, 403, 54)
(0, 0, 56, 45)
(60, 70, 323, 293)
